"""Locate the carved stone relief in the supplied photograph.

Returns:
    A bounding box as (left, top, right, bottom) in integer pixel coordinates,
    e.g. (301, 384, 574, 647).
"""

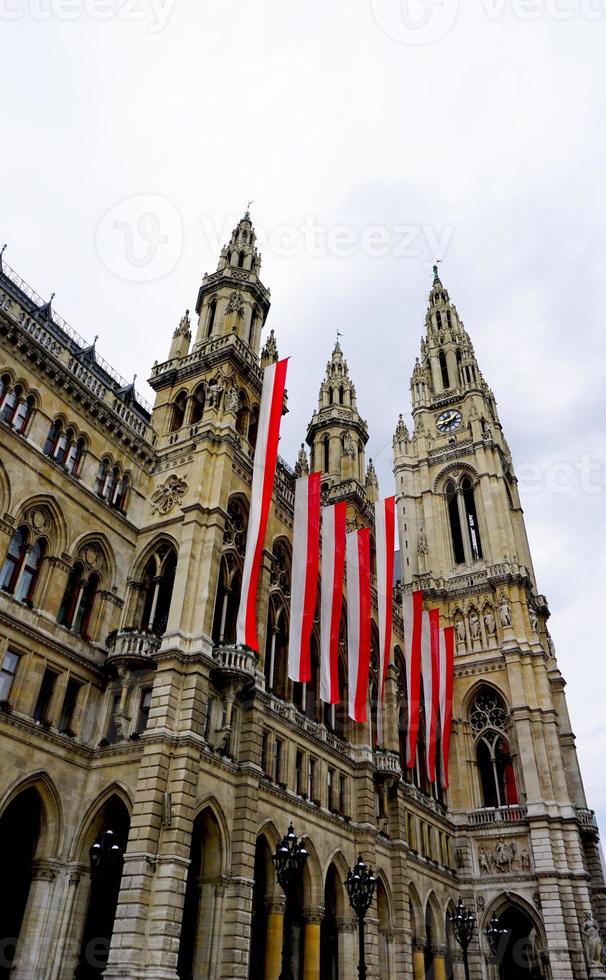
(151, 475, 188, 515)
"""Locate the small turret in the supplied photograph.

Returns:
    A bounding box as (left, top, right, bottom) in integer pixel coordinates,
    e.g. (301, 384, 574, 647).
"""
(168, 310, 191, 361)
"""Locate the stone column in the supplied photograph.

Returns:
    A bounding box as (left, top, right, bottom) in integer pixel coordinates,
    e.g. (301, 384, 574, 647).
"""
(264, 899, 285, 980)
(412, 943, 425, 980)
(302, 908, 322, 980)
(10, 860, 59, 980)
(434, 947, 448, 980)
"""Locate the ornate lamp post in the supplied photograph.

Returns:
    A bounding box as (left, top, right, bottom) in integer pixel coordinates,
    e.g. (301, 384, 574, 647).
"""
(485, 913, 508, 980)
(449, 898, 476, 980)
(344, 855, 377, 980)
(89, 828, 124, 878)
(272, 824, 309, 980)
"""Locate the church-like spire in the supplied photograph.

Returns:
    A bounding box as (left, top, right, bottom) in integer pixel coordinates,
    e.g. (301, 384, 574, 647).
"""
(192, 211, 271, 355)
(306, 340, 368, 488)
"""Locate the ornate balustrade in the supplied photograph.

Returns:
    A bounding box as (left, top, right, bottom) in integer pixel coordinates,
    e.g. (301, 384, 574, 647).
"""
(212, 644, 257, 680)
(106, 628, 161, 665)
(374, 750, 402, 778)
(467, 805, 528, 827)
(575, 807, 599, 833)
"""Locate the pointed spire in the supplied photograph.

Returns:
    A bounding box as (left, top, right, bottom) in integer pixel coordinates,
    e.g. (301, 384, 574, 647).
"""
(433, 262, 441, 285)
(295, 443, 309, 477)
(174, 309, 191, 339)
(38, 291, 55, 322)
(261, 328, 279, 366)
(365, 458, 379, 502)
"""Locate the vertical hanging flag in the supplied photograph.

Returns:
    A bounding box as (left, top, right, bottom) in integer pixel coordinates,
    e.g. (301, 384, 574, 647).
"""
(439, 625, 455, 789)
(288, 473, 321, 683)
(347, 527, 371, 723)
(375, 496, 396, 743)
(402, 589, 424, 768)
(425, 608, 441, 783)
(320, 501, 347, 704)
(236, 358, 288, 652)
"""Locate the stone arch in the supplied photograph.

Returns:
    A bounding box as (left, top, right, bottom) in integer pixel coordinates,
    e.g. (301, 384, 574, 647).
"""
(432, 461, 480, 495)
(425, 889, 445, 944)
(0, 456, 11, 513)
(69, 782, 133, 862)
(299, 834, 322, 910)
(67, 531, 116, 587)
(12, 494, 68, 555)
(482, 892, 548, 978)
(256, 817, 281, 855)
(461, 677, 510, 718)
(0, 770, 63, 859)
(322, 851, 349, 918)
(408, 881, 423, 943)
(192, 796, 231, 877)
(375, 872, 393, 926)
(129, 532, 180, 581)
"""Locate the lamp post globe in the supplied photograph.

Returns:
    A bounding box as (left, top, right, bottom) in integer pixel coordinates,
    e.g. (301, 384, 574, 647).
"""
(344, 855, 377, 980)
(271, 824, 309, 980)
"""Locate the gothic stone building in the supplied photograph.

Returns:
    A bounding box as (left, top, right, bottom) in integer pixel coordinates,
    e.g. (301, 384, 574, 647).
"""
(0, 216, 604, 980)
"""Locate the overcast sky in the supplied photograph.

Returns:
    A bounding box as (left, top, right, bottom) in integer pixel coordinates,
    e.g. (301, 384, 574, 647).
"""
(2, 1, 605, 828)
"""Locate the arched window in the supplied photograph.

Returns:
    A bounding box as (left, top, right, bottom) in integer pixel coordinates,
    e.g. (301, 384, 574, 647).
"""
(439, 350, 450, 389)
(138, 546, 177, 635)
(15, 537, 46, 604)
(65, 436, 86, 476)
(0, 527, 28, 594)
(461, 477, 483, 559)
(206, 298, 217, 338)
(446, 309, 452, 330)
(235, 392, 249, 437)
(11, 394, 35, 434)
(323, 436, 330, 473)
(248, 405, 259, 449)
(446, 481, 465, 565)
(190, 385, 205, 425)
(248, 313, 257, 346)
(0, 383, 20, 423)
(238, 250, 246, 268)
(470, 687, 519, 807)
(436, 311, 442, 331)
(58, 561, 100, 640)
(170, 391, 187, 432)
(0, 373, 10, 405)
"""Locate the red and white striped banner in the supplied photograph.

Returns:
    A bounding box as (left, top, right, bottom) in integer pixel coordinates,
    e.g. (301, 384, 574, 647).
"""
(402, 589, 424, 768)
(288, 473, 321, 683)
(425, 608, 441, 783)
(375, 496, 395, 743)
(236, 358, 288, 652)
(346, 527, 371, 723)
(320, 501, 347, 704)
(439, 625, 455, 789)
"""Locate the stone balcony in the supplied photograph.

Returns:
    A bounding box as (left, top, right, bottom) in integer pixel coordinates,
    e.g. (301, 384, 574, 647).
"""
(576, 807, 599, 835)
(467, 805, 528, 828)
(212, 644, 257, 683)
(374, 750, 402, 779)
(106, 628, 161, 667)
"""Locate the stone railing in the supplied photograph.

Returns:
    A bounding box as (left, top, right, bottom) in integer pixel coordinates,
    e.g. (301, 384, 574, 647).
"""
(467, 805, 528, 827)
(212, 644, 257, 679)
(401, 781, 447, 816)
(575, 807, 599, 833)
(374, 750, 402, 778)
(106, 628, 161, 663)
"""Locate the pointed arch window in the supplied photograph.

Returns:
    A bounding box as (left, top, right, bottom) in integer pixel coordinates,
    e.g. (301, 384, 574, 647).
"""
(436, 311, 443, 331)
(0, 527, 28, 594)
(170, 391, 187, 432)
(461, 477, 483, 559)
(58, 561, 99, 639)
(15, 537, 46, 604)
(206, 298, 217, 338)
(1, 384, 20, 423)
(138, 547, 177, 635)
(248, 405, 259, 449)
(190, 385, 205, 425)
(65, 436, 86, 476)
(439, 350, 450, 389)
(471, 687, 519, 807)
(11, 394, 35, 434)
(446, 481, 465, 564)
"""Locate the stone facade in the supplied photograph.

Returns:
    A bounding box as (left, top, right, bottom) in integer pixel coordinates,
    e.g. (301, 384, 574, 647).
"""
(0, 224, 603, 980)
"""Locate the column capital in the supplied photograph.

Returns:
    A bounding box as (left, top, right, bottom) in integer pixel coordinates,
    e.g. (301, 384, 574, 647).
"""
(266, 897, 286, 915)
(302, 905, 324, 924)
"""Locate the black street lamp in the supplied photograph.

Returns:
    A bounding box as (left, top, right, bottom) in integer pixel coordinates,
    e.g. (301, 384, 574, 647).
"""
(344, 855, 377, 980)
(89, 829, 124, 879)
(272, 824, 309, 980)
(448, 898, 476, 980)
(485, 913, 508, 980)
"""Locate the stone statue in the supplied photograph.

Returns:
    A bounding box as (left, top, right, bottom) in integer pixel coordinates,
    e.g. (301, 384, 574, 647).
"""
(484, 609, 496, 636)
(582, 913, 604, 969)
(342, 432, 356, 458)
(456, 619, 466, 645)
(223, 385, 240, 415)
(205, 380, 224, 410)
(469, 610, 480, 640)
(417, 526, 428, 555)
(529, 607, 538, 632)
(499, 596, 512, 628)
(479, 848, 492, 874)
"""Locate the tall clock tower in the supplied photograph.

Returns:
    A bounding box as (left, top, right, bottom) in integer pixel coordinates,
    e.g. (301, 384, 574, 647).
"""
(394, 268, 605, 978)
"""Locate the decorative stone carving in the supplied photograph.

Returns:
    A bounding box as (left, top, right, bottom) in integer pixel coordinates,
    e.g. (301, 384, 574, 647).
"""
(417, 525, 428, 555)
(261, 328, 278, 362)
(226, 290, 245, 316)
(223, 502, 247, 557)
(499, 594, 512, 628)
(529, 607, 538, 632)
(477, 837, 532, 875)
(469, 608, 480, 641)
(342, 431, 356, 458)
(205, 379, 224, 410)
(151, 475, 188, 515)
(223, 385, 240, 416)
(455, 617, 466, 646)
(25, 505, 52, 537)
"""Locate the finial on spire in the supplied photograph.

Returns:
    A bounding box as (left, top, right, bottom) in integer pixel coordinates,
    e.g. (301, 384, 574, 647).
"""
(0, 244, 6, 269)
(433, 260, 441, 285)
(93, 334, 98, 347)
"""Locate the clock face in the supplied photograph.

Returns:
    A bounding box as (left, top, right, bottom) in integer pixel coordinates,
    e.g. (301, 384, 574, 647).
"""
(436, 409, 462, 433)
